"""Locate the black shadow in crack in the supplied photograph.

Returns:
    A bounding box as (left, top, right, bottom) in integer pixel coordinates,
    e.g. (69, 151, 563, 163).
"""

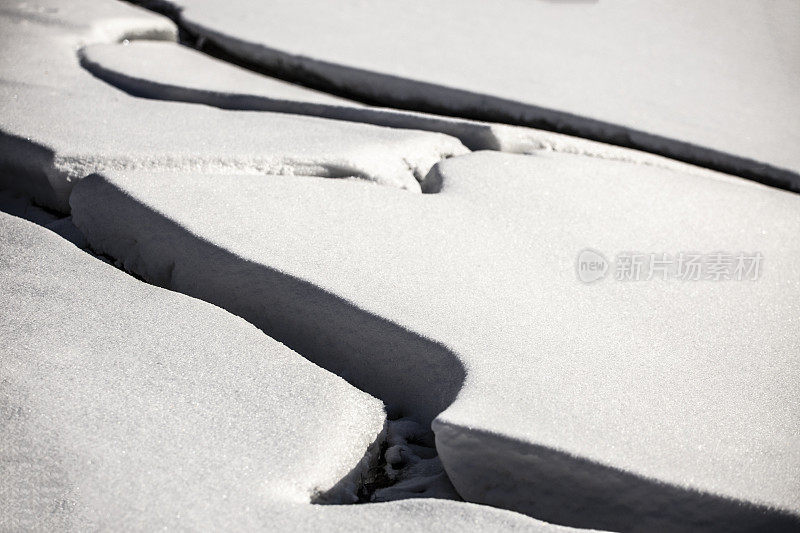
(436, 422, 800, 533)
(183, 28, 799, 193)
(71, 174, 800, 531)
(77, 45, 501, 152)
(70, 174, 466, 428)
(77, 40, 800, 192)
(0, 132, 66, 212)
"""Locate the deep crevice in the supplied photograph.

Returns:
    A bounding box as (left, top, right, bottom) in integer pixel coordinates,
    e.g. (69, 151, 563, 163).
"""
(0, 183, 447, 505)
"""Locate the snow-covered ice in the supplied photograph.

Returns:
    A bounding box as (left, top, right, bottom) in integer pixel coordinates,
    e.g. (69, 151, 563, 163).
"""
(79, 39, 536, 153)
(1, 211, 592, 532)
(79, 39, 756, 181)
(152, 0, 800, 190)
(70, 151, 800, 531)
(3, 0, 799, 530)
(0, 211, 382, 526)
(80, 41, 353, 106)
(0, 0, 467, 211)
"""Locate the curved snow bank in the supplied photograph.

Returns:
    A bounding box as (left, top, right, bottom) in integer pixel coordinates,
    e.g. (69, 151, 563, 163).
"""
(78, 40, 507, 152)
(70, 172, 467, 426)
(146, 0, 800, 192)
(0, 0, 467, 212)
(75, 40, 575, 157)
(79, 41, 355, 107)
(1, 212, 588, 532)
(70, 151, 800, 531)
(1, 86, 466, 209)
(0, 212, 383, 526)
(79, 40, 746, 181)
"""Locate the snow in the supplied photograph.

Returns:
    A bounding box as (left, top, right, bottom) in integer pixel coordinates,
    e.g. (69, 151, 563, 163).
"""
(0, 188, 88, 248)
(70, 152, 800, 531)
(1, 211, 588, 532)
(0, 0, 467, 211)
(373, 418, 461, 503)
(79, 39, 742, 181)
(0, 211, 381, 526)
(153, 0, 800, 190)
(3, 0, 799, 530)
(0, 188, 60, 227)
(81, 41, 355, 106)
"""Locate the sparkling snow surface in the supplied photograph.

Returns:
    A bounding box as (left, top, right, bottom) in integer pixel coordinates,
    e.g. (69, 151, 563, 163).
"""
(71, 151, 800, 531)
(2, 0, 799, 531)
(2, 212, 597, 532)
(80, 39, 753, 182)
(155, 0, 800, 190)
(0, 0, 467, 211)
(0, 212, 386, 526)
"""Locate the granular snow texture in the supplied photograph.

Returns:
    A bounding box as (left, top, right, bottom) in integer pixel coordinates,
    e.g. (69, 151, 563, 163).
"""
(71, 151, 800, 531)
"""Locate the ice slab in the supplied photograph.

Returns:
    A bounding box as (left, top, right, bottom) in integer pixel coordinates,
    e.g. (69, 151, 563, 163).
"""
(0, 212, 381, 526)
(79, 39, 743, 181)
(71, 152, 800, 531)
(1, 212, 586, 531)
(152, 0, 800, 190)
(80, 41, 354, 106)
(0, 0, 467, 211)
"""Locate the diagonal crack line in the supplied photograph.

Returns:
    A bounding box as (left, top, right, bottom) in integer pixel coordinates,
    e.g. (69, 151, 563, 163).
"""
(121, 0, 800, 193)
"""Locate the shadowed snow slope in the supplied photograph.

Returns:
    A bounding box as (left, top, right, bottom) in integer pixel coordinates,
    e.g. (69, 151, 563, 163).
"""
(80, 41, 356, 106)
(78, 40, 529, 153)
(0, 212, 384, 525)
(71, 152, 800, 532)
(0, 212, 592, 532)
(0, 0, 467, 212)
(148, 0, 800, 191)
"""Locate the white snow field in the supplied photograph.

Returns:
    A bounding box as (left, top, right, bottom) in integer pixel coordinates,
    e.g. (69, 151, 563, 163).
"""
(78, 40, 749, 181)
(3, 0, 800, 531)
(80, 41, 361, 107)
(71, 152, 800, 532)
(0, 0, 467, 212)
(1, 211, 594, 532)
(150, 0, 800, 191)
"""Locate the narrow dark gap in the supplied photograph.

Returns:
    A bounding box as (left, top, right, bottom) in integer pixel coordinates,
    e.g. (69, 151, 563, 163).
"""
(0, 187, 145, 279)
(120, 0, 381, 106)
(191, 32, 798, 192)
(121, 0, 799, 193)
(15, 3, 789, 527)
(0, 182, 463, 506)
